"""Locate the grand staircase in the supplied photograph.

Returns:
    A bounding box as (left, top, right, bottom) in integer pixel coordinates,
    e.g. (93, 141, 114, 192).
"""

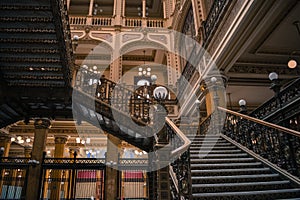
(189, 134, 300, 199)
(0, 0, 74, 127)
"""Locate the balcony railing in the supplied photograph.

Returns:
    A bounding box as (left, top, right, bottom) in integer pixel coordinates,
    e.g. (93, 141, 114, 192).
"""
(250, 78, 300, 124)
(92, 17, 112, 26)
(203, 0, 230, 42)
(69, 15, 164, 28)
(69, 16, 87, 25)
(125, 17, 142, 27)
(147, 19, 164, 28)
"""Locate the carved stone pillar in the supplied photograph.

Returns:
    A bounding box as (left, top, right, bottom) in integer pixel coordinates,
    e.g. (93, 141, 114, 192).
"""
(0, 134, 11, 157)
(50, 135, 68, 200)
(203, 75, 227, 115)
(155, 144, 171, 200)
(24, 146, 32, 158)
(105, 134, 121, 200)
(25, 118, 51, 200)
(113, 0, 123, 25)
(110, 55, 122, 82)
(0, 134, 11, 195)
(166, 52, 181, 87)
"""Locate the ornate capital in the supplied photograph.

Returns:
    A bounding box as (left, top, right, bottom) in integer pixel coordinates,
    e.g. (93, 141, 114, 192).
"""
(54, 135, 68, 144)
(0, 134, 11, 143)
(34, 118, 51, 129)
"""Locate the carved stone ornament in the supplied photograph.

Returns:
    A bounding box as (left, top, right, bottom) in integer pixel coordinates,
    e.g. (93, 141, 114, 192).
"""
(34, 118, 51, 129)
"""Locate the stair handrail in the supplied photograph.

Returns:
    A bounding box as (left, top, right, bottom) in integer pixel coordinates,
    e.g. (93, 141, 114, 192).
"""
(73, 87, 149, 127)
(218, 106, 300, 177)
(250, 77, 300, 122)
(218, 106, 300, 137)
(166, 117, 192, 199)
(166, 117, 191, 157)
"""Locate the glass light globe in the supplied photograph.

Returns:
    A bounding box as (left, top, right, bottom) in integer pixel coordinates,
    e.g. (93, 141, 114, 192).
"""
(73, 35, 79, 41)
(147, 67, 151, 72)
(151, 74, 157, 82)
(210, 77, 217, 84)
(138, 72, 142, 76)
(143, 70, 146, 75)
(288, 59, 297, 69)
(82, 65, 88, 69)
(93, 65, 97, 70)
(153, 86, 168, 100)
(268, 72, 278, 81)
(147, 72, 151, 76)
(138, 67, 143, 71)
(238, 99, 246, 106)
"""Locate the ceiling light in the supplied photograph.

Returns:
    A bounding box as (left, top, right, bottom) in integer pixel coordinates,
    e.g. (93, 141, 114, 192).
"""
(288, 59, 297, 69)
(86, 138, 91, 144)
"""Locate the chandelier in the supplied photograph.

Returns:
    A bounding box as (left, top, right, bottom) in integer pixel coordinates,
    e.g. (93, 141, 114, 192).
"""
(138, 50, 151, 76)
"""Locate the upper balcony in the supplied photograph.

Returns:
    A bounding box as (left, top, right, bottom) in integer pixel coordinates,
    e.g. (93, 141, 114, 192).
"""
(69, 15, 165, 29)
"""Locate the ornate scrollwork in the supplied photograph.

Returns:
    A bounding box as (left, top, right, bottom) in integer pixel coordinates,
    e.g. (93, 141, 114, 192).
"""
(222, 110, 300, 177)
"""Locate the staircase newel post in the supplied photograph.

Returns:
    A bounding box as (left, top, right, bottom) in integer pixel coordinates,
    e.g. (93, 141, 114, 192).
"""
(153, 85, 171, 200)
(154, 143, 171, 200)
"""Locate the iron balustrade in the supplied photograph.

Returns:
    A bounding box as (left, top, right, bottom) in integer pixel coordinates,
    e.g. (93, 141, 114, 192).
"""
(74, 69, 193, 198)
(202, 0, 230, 42)
(0, 157, 34, 200)
(166, 118, 192, 199)
(217, 107, 300, 177)
(251, 78, 300, 124)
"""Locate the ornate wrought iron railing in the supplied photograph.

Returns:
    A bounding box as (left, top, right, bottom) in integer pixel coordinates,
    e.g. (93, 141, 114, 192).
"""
(218, 106, 300, 177)
(74, 69, 192, 198)
(250, 78, 300, 123)
(202, 0, 231, 42)
(166, 118, 192, 199)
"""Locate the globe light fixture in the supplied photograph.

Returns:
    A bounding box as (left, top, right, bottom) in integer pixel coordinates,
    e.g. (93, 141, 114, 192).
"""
(288, 59, 297, 69)
(238, 99, 246, 107)
(268, 72, 278, 81)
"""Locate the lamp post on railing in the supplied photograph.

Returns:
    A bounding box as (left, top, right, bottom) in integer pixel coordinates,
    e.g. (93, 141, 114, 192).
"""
(238, 99, 247, 114)
(268, 72, 298, 175)
(153, 86, 169, 144)
(153, 85, 171, 200)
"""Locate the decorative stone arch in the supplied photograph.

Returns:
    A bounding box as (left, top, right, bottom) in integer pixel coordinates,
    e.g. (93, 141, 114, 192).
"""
(120, 40, 169, 55)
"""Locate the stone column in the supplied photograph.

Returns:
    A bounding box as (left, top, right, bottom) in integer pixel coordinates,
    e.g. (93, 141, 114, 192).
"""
(203, 76, 226, 115)
(24, 146, 32, 158)
(50, 135, 68, 200)
(166, 52, 181, 87)
(25, 118, 51, 200)
(0, 134, 11, 157)
(113, 0, 123, 25)
(88, 0, 95, 16)
(0, 134, 11, 195)
(122, 0, 126, 17)
(105, 134, 121, 200)
(142, 0, 146, 18)
(155, 143, 171, 200)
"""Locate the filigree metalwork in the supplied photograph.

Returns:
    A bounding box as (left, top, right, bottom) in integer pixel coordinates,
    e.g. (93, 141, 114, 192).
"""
(203, 0, 230, 42)
(222, 111, 300, 177)
(251, 78, 300, 123)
